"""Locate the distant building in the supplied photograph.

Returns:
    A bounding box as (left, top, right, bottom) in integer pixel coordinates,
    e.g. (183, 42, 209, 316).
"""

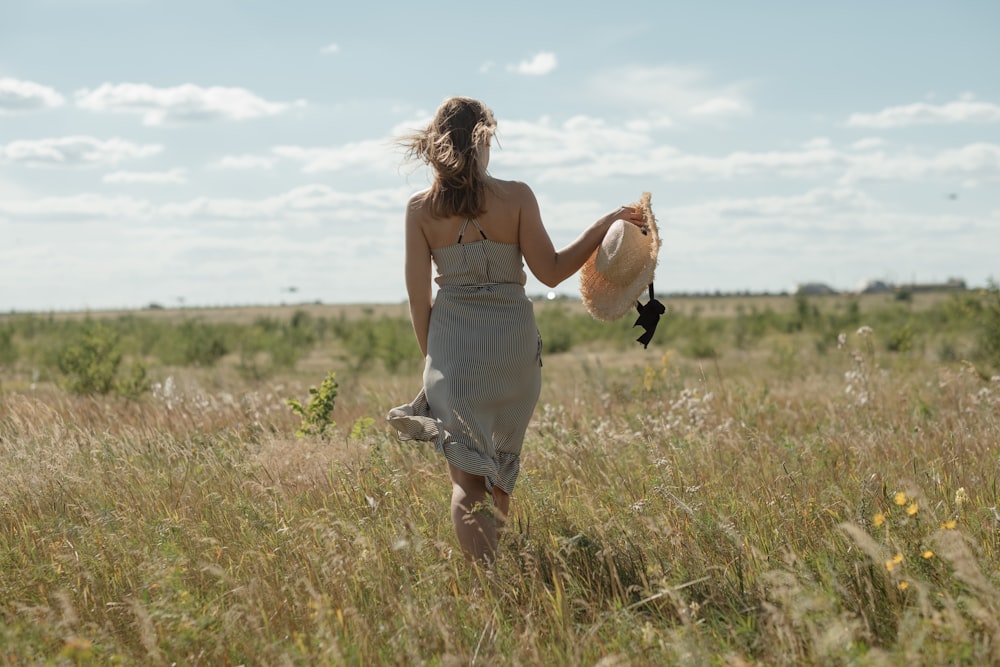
(858, 279, 893, 294)
(795, 282, 838, 296)
(906, 278, 967, 293)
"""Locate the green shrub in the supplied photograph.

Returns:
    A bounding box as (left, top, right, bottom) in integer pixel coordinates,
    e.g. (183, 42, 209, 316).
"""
(178, 321, 230, 366)
(684, 338, 718, 359)
(536, 306, 576, 354)
(339, 317, 420, 373)
(732, 306, 784, 349)
(56, 321, 122, 394)
(974, 282, 1000, 372)
(286, 371, 338, 437)
(937, 337, 960, 363)
(0, 326, 16, 367)
(886, 322, 915, 353)
(288, 309, 319, 346)
(115, 360, 151, 400)
(237, 317, 307, 379)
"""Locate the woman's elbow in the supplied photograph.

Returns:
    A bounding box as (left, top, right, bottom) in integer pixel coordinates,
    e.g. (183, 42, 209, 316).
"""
(527, 257, 569, 288)
(534, 271, 563, 288)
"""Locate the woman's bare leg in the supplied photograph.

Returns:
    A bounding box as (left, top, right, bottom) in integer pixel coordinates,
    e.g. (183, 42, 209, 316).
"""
(492, 486, 510, 542)
(448, 464, 497, 562)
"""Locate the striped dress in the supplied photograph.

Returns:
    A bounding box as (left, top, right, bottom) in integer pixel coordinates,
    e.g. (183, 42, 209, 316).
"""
(387, 219, 542, 494)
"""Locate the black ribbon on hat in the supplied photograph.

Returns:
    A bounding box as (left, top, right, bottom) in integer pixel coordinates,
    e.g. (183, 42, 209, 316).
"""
(633, 283, 665, 348)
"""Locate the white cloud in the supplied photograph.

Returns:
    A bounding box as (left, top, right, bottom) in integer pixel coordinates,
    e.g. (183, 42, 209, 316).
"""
(0, 184, 408, 225)
(508, 52, 558, 76)
(491, 115, 653, 169)
(273, 139, 396, 173)
(74, 82, 302, 126)
(850, 137, 885, 151)
(801, 137, 833, 150)
(487, 113, 1000, 186)
(103, 168, 186, 185)
(0, 77, 65, 112)
(0, 177, 31, 199)
(842, 142, 1000, 183)
(689, 97, 749, 117)
(1, 136, 163, 167)
(158, 184, 408, 220)
(847, 98, 1000, 128)
(211, 154, 276, 170)
(320, 42, 340, 55)
(0, 193, 152, 219)
(491, 116, 842, 181)
(625, 115, 674, 132)
(675, 187, 880, 227)
(479, 61, 495, 74)
(588, 65, 752, 120)
(658, 189, 999, 294)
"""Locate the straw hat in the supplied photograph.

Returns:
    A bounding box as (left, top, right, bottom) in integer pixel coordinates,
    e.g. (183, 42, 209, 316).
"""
(580, 192, 661, 321)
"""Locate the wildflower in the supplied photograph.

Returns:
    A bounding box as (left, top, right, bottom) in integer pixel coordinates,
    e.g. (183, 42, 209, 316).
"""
(60, 637, 93, 660)
(922, 550, 934, 559)
(906, 502, 919, 516)
(857, 325, 874, 336)
(955, 487, 969, 507)
(894, 491, 907, 506)
(885, 553, 903, 571)
(837, 332, 847, 349)
(873, 512, 886, 527)
(642, 621, 657, 647)
(941, 519, 957, 529)
(898, 581, 909, 591)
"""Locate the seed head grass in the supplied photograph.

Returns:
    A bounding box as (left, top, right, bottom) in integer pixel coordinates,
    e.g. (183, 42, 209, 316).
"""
(1, 305, 998, 665)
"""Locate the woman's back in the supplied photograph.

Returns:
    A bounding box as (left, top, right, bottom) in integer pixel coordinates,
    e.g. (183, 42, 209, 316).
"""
(416, 178, 525, 250)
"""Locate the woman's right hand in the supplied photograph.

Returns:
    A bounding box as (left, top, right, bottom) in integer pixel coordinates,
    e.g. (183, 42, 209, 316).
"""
(604, 205, 646, 231)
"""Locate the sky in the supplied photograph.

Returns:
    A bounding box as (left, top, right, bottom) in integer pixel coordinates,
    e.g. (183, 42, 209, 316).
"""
(1, 0, 998, 312)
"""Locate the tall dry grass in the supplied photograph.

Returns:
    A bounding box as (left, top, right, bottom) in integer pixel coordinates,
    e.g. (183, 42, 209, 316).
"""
(1, 320, 998, 665)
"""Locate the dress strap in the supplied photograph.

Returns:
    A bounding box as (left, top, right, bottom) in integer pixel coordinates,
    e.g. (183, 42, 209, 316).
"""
(456, 218, 489, 243)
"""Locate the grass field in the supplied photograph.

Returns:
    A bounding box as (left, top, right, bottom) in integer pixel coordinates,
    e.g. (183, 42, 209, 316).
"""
(1, 291, 998, 665)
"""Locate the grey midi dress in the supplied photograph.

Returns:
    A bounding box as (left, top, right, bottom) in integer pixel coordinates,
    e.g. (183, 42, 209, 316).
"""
(387, 218, 542, 494)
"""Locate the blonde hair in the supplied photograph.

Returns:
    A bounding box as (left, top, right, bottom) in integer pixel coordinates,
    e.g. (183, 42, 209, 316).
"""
(400, 97, 497, 219)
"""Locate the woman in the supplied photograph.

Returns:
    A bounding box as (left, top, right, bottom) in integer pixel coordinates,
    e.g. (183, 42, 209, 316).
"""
(388, 97, 646, 563)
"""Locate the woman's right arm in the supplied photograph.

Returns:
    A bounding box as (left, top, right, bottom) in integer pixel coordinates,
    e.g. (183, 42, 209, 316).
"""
(404, 198, 433, 357)
(517, 182, 644, 288)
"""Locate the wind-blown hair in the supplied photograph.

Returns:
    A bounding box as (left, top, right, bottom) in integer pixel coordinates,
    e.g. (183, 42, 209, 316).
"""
(400, 97, 497, 219)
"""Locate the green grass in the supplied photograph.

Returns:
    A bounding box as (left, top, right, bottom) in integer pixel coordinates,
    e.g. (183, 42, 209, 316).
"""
(1, 293, 998, 665)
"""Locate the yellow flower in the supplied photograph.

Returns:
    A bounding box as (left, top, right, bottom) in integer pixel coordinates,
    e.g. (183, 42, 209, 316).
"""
(885, 559, 896, 572)
(894, 491, 907, 506)
(906, 502, 918, 516)
(60, 636, 93, 660)
(941, 519, 957, 530)
(898, 581, 909, 591)
(922, 550, 934, 559)
(873, 512, 886, 527)
(892, 553, 904, 564)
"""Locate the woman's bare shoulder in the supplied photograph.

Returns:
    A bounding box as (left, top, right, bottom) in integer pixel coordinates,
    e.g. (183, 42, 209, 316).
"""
(488, 178, 534, 201)
(407, 188, 431, 209)
(406, 190, 433, 223)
